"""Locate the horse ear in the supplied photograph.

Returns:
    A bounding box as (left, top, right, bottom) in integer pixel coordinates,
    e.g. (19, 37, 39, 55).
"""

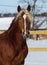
(27, 5, 31, 11)
(17, 5, 21, 12)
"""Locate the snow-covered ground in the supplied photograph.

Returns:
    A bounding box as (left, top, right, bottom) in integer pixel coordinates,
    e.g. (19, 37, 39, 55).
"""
(0, 17, 14, 30)
(27, 39, 47, 48)
(25, 39, 47, 65)
(25, 51, 47, 65)
(0, 17, 47, 65)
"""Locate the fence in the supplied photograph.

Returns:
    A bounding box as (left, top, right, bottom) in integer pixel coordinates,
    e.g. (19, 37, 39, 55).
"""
(0, 29, 47, 34)
(0, 29, 47, 40)
(29, 29, 47, 34)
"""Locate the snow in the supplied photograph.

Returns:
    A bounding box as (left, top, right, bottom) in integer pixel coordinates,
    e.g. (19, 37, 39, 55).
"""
(25, 52, 47, 65)
(0, 17, 14, 30)
(25, 39, 47, 65)
(26, 39, 47, 48)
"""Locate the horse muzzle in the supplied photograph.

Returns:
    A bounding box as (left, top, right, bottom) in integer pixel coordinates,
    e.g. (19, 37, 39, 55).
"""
(22, 31, 30, 38)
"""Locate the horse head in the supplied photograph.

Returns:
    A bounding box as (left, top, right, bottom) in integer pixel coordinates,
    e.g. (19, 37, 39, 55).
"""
(16, 5, 33, 38)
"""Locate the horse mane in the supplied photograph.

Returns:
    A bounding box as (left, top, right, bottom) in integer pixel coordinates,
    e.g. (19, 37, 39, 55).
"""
(8, 17, 18, 30)
(8, 10, 24, 32)
(8, 17, 21, 34)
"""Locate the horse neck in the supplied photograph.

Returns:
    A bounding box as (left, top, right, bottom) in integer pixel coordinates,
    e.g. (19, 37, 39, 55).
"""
(7, 22, 23, 41)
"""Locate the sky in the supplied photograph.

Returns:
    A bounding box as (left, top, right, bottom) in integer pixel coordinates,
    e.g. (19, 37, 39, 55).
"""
(0, 0, 19, 13)
(0, 0, 47, 14)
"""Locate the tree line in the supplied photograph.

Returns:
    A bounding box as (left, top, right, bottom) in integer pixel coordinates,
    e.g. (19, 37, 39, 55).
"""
(0, 13, 17, 17)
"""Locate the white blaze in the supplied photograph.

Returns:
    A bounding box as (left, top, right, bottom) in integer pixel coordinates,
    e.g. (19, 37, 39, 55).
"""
(23, 14, 27, 35)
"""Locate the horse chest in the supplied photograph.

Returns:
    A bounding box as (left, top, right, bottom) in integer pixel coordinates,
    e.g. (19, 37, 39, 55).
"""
(0, 42, 16, 61)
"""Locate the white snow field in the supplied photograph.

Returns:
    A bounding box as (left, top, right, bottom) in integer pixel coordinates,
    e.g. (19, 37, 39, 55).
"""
(25, 39, 47, 65)
(0, 17, 14, 30)
(0, 17, 47, 65)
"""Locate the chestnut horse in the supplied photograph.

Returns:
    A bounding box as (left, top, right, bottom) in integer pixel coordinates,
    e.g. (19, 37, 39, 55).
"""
(0, 5, 32, 65)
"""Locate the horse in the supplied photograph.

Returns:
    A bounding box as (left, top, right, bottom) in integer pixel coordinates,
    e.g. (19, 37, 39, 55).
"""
(0, 5, 32, 65)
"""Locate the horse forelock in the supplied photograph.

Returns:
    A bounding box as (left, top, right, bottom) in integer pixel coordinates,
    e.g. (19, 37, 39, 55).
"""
(16, 9, 33, 21)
